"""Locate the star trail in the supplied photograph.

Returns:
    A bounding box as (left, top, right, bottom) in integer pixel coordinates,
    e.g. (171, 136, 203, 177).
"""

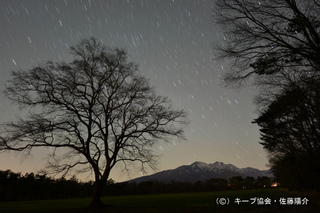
(0, 0, 268, 182)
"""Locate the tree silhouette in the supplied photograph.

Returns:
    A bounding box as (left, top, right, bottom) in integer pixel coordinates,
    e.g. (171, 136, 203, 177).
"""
(0, 38, 188, 207)
(213, 0, 320, 190)
(253, 80, 320, 190)
(229, 176, 244, 189)
(213, 0, 320, 87)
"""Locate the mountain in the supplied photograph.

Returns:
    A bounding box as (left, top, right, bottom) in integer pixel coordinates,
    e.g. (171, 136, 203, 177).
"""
(128, 161, 272, 183)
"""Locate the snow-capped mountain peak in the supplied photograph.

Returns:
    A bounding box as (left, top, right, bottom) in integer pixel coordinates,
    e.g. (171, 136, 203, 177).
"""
(191, 161, 210, 170)
(128, 161, 272, 183)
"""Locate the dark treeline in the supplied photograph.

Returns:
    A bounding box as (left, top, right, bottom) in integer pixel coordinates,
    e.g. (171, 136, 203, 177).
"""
(0, 170, 94, 201)
(0, 169, 274, 201)
(105, 176, 273, 196)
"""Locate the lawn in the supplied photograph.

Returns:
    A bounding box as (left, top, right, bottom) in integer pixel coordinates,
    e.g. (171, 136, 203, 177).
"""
(1, 188, 317, 213)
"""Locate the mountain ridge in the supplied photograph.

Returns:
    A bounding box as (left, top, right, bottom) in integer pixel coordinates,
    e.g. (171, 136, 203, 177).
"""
(128, 161, 272, 183)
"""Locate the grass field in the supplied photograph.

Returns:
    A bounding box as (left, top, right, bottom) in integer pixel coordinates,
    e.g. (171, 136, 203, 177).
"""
(0, 188, 319, 213)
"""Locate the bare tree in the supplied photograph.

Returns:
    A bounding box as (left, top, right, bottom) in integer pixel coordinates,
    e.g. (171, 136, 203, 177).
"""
(213, 0, 320, 190)
(213, 0, 320, 87)
(0, 38, 188, 207)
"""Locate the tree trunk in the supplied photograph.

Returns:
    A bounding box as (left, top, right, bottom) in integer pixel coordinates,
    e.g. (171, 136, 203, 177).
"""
(90, 180, 104, 207)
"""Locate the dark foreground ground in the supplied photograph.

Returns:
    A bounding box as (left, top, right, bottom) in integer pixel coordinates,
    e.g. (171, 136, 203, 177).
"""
(71, 204, 320, 213)
(1, 188, 319, 213)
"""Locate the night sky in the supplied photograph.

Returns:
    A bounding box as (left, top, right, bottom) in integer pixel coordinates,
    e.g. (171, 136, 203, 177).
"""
(0, 0, 268, 182)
